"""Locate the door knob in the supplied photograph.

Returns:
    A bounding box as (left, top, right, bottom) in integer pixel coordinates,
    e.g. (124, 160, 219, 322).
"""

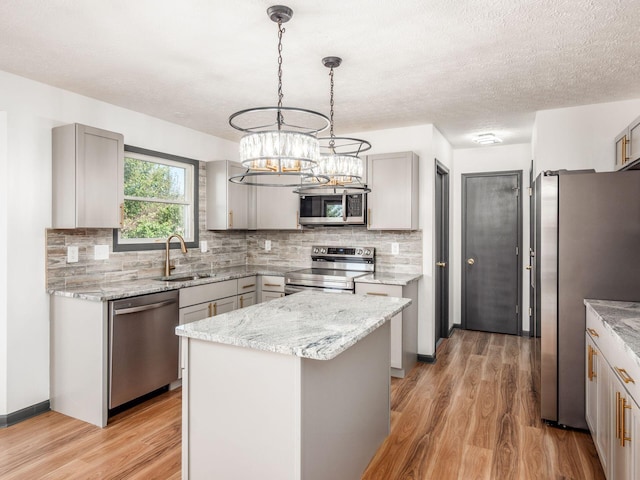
(436, 262, 446, 267)
(467, 258, 475, 265)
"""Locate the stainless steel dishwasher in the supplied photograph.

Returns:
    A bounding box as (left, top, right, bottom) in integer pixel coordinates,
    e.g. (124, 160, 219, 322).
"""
(108, 290, 179, 409)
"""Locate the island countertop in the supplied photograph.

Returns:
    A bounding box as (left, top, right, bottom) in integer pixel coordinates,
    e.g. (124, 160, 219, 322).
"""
(176, 290, 411, 361)
(584, 299, 640, 369)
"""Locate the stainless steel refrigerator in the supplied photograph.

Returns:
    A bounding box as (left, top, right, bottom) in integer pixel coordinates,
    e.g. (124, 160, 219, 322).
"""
(534, 170, 640, 429)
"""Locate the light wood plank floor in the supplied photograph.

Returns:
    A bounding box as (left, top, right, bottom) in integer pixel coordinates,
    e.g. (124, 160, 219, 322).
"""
(0, 329, 604, 479)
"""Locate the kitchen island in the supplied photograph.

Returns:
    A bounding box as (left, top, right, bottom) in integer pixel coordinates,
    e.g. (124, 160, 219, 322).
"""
(176, 290, 411, 480)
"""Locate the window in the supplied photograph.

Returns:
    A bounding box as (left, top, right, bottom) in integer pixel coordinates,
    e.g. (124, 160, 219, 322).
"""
(113, 146, 199, 251)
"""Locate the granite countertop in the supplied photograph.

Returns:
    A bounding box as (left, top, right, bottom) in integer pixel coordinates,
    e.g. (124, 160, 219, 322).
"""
(355, 272, 422, 286)
(47, 264, 295, 302)
(584, 299, 640, 369)
(176, 290, 411, 360)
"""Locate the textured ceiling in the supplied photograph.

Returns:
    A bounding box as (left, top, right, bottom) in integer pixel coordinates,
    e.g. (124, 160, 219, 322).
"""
(0, 0, 639, 148)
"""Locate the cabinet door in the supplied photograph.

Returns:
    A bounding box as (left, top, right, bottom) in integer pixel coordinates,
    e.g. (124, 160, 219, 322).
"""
(52, 123, 124, 228)
(237, 292, 256, 309)
(228, 163, 249, 229)
(180, 302, 211, 325)
(213, 296, 237, 316)
(586, 335, 598, 435)
(611, 374, 633, 480)
(256, 176, 300, 230)
(262, 291, 284, 302)
(366, 152, 418, 230)
(596, 347, 612, 478)
(206, 161, 249, 230)
(632, 397, 640, 480)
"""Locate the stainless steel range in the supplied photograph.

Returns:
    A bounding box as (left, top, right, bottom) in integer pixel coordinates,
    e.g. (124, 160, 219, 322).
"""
(284, 246, 375, 295)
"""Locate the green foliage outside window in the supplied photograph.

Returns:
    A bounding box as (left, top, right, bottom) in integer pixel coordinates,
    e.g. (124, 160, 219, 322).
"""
(121, 156, 188, 240)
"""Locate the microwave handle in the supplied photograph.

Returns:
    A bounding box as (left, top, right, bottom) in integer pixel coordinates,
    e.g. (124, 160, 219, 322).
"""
(342, 191, 347, 222)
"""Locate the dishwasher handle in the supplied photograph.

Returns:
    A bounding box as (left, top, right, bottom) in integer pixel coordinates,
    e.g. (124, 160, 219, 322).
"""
(113, 299, 177, 316)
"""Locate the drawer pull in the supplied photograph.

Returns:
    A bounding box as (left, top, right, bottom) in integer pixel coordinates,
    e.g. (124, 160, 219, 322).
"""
(264, 283, 281, 287)
(622, 397, 632, 447)
(240, 296, 244, 308)
(242, 283, 256, 289)
(367, 292, 388, 297)
(615, 367, 635, 384)
(616, 391, 621, 440)
(587, 328, 599, 338)
(587, 345, 597, 381)
(208, 303, 213, 317)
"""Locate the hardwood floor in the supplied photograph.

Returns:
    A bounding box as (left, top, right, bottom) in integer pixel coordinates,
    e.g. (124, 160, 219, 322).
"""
(0, 329, 604, 479)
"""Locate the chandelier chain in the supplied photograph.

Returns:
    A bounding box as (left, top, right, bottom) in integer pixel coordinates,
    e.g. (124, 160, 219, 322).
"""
(277, 21, 285, 110)
(329, 67, 335, 150)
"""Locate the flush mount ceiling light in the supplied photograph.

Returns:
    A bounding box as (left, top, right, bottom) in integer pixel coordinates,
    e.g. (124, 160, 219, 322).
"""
(472, 133, 503, 145)
(294, 56, 371, 195)
(228, 5, 330, 187)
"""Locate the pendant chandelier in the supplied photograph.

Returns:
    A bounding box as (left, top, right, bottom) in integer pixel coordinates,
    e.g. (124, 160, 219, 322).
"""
(295, 56, 371, 194)
(228, 5, 330, 187)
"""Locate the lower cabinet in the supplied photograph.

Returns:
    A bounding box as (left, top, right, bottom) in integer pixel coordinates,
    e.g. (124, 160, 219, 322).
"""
(259, 275, 285, 303)
(355, 280, 418, 378)
(586, 308, 640, 479)
(237, 276, 257, 309)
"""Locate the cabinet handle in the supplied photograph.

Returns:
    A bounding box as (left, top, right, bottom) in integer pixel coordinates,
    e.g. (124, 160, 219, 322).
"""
(587, 328, 599, 338)
(229, 210, 233, 228)
(366, 292, 388, 297)
(240, 296, 244, 308)
(623, 137, 629, 165)
(436, 262, 446, 267)
(367, 208, 371, 227)
(119, 203, 124, 228)
(296, 210, 300, 228)
(208, 303, 213, 317)
(616, 391, 621, 441)
(264, 283, 281, 287)
(213, 302, 217, 316)
(587, 345, 597, 381)
(614, 367, 635, 384)
(242, 284, 256, 289)
(622, 397, 632, 447)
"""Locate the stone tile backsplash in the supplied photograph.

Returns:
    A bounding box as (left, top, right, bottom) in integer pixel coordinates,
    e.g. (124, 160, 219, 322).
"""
(46, 162, 422, 289)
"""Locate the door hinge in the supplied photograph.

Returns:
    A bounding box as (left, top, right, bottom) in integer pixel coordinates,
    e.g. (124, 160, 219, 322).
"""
(528, 187, 533, 196)
(529, 307, 533, 316)
(512, 186, 520, 197)
(516, 305, 519, 314)
(516, 246, 519, 256)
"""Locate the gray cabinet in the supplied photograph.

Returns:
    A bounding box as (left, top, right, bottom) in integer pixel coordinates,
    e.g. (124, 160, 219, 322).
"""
(206, 160, 255, 230)
(615, 129, 630, 170)
(366, 151, 419, 230)
(52, 123, 124, 228)
(256, 177, 300, 230)
(259, 275, 285, 302)
(615, 115, 640, 171)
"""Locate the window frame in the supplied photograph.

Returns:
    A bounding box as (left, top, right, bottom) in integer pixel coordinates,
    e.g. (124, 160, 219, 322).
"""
(113, 145, 199, 252)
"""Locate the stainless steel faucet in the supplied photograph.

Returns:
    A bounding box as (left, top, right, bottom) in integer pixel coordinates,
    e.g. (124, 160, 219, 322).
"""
(164, 234, 188, 277)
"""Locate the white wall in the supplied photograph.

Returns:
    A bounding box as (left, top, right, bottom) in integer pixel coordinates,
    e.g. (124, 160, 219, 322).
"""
(452, 143, 532, 332)
(0, 70, 239, 416)
(534, 99, 640, 176)
(345, 124, 453, 357)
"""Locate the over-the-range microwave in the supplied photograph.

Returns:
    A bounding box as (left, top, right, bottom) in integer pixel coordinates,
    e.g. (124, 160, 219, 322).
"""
(298, 188, 367, 226)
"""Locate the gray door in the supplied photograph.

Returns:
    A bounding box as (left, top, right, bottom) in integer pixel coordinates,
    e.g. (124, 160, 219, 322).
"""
(435, 161, 449, 347)
(462, 171, 521, 335)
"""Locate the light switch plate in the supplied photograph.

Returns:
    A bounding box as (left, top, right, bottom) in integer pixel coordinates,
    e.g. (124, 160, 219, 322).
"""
(94, 244, 109, 260)
(200, 240, 208, 253)
(67, 246, 79, 263)
(265, 240, 272, 252)
(391, 242, 400, 255)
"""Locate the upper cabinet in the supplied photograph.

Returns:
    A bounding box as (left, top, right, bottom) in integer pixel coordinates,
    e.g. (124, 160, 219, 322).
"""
(52, 123, 124, 229)
(366, 151, 419, 230)
(206, 160, 255, 230)
(616, 115, 640, 171)
(256, 176, 300, 230)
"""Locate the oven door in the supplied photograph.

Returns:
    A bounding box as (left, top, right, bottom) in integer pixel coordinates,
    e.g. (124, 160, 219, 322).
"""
(284, 284, 354, 295)
(298, 191, 366, 225)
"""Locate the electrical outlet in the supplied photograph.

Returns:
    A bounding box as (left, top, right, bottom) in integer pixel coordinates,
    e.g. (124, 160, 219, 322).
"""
(94, 244, 109, 260)
(391, 242, 400, 255)
(67, 246, 79, 263)
(200, 240, 208, 253)
(265, 240, 272, 252)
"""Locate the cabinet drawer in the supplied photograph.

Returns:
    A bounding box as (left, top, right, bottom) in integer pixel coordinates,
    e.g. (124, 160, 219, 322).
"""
(355, 283, 402, 298)
(238, 276, 257, 293)
(261, 275, 284, 292)
(237, 291, 256, 309)
(180, 279, 237, 308)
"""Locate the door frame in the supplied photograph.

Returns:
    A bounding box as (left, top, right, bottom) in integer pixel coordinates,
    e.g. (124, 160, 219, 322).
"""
(461, 170, 523, 335)
(434, 160, 450, 348)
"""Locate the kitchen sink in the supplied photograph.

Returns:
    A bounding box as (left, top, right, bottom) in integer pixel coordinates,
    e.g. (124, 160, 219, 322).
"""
(154, 273, 216, 282)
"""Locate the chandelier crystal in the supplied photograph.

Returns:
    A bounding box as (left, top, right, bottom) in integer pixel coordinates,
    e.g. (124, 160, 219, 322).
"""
(228, 6, 330, 187)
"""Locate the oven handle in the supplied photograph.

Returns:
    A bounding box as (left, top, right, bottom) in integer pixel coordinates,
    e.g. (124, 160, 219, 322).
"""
(342, 191, 347, 222)
(284, 285, 353, 295)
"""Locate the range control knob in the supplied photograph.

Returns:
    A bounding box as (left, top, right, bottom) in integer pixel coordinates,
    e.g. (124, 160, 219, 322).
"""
(356, 248, 364, 255)
(312, 247, 319, 254)
(364, 249, 372, 256)
(320, 248, 327, 254)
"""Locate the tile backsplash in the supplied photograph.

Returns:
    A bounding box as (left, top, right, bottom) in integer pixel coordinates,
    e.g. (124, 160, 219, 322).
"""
(46, 162, 422, 289)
